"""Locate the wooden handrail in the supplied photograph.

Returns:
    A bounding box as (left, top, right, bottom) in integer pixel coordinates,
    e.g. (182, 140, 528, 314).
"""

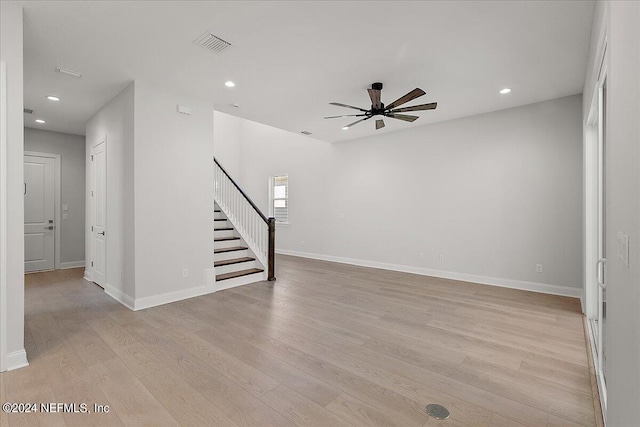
(214, 157, 268, 224)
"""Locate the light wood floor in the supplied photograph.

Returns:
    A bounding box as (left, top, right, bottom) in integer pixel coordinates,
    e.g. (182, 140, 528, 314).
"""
(2, 255, 595, 426)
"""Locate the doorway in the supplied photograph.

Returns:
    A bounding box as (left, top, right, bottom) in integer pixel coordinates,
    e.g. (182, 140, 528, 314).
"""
(90, 139, 107, 287)
(23, 152, 61, 272)
(585, 46, 608, 415)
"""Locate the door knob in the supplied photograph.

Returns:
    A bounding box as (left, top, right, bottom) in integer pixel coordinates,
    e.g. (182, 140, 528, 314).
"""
(45, 226, 54, 230)
(98, 231, 105, 236)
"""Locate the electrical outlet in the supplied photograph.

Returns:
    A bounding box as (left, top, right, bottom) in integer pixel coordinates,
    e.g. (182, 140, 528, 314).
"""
(182, 269, 189, 278)
(439, 254, 444, 262)
(338, 213, 345, 220)
(419, 252, 424, 260)
(536, 264, 543, 273)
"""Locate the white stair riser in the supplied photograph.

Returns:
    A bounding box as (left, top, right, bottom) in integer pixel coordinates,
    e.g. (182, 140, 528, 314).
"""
(215, 260, 258, 275)
(216, 271, 267, 291)
(214, 220, 228, 228)
(215, 249, 250, 261)
(214, 211, 225, 220)
(213, 229, 236, 239)
(214, 239, 244, 250)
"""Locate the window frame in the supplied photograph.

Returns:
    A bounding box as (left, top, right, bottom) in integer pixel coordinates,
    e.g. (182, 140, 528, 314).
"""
(269, 174, 289, 224)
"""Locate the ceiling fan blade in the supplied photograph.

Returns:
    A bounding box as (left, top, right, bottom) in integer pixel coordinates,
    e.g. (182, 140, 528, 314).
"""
(324, 114, 364, 119)
(375, 119, 385, 130)
(344, 118, 367, 128)
(386, 88, 426, 110)
(390, 102, 437, 113)
(386, 113, 419, 122)
(330, 102, 368, 112)
(368, 89, 382, 109)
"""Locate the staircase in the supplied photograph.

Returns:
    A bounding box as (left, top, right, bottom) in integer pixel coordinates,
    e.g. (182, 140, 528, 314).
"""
(214, 204, 267, 289)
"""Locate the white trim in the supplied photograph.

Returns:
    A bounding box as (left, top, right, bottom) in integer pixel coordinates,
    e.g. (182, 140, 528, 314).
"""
(83, 269, 92, 282)
(103, 283, 135, 311)
(276, 249, 582, 299)
(59, 260, 85, 269)
(133, 283, 216, 311)
(6, 349, 29, 371)
(24, 151, 62, 270)
(0, 60, 8, 372)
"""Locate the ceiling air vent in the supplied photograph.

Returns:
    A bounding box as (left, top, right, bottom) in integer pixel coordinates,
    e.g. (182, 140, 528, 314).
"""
(300, 131, 312, 135)
(24, 108, 34, 114)
(193, 32, 231, 53)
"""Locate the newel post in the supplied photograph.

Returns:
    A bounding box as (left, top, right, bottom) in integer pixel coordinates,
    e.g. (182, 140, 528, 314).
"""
(267, 217, 276, 281)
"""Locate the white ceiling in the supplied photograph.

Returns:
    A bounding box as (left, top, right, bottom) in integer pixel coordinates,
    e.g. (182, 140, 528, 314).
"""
(18, 0, 595, 142)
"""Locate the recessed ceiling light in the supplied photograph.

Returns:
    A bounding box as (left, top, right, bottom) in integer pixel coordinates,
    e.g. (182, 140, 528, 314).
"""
(225, 81, 235, 88)
(35, 119, 46, 124)
(341, 126, 349, 130)
(499, 88, 511, 94)
(46, 95, 61, 101)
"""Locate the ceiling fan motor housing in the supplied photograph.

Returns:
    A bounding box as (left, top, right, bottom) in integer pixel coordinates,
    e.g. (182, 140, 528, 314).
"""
(372, 82, 383, 90)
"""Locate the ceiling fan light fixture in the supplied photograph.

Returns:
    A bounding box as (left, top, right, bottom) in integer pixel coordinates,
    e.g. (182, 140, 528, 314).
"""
(46, 95, 61, 101)
(499, 88, 511, 94)
(55, 67, 82, 78)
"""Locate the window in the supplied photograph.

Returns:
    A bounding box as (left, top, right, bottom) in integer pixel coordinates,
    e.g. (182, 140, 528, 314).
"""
(270, 174, 288, 223)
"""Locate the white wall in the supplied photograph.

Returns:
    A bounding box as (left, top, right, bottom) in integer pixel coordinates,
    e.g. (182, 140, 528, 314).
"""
(24, 128, 85, 265)
(213, 111, 242, 179)
(133, 81, 215, 302)
(0, 2, 27, 371)
(85, 82, 135, 300)
(219, 95, 584, 295)
(584, 1, 640, 424)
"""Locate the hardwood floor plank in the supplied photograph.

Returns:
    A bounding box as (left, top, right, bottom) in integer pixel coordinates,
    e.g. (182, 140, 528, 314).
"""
(326, 393, 412, 427)
(161, 324, 281, 397)
(88, 358, 180, 426)
(193, 374, 296, 427)
(138, 367, 238, 426)
(259, 384, 351, 427)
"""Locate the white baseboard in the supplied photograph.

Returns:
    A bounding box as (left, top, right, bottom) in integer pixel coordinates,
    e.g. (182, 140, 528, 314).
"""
(133, 283, 217, 311)
(83, 270, 92, 282)
(6, 349, 29, 371)
(276, 249, 582, 299)
(103, 283, 135, 311)
(59, 260, 85, 269)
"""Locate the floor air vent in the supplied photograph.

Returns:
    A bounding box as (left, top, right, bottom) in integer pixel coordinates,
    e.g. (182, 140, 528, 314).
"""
(194, 32, 231, 53)
(24, 108, 34, 114)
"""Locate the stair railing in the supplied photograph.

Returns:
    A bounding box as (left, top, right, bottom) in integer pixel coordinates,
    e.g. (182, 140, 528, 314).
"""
(214, 158, 276, 281)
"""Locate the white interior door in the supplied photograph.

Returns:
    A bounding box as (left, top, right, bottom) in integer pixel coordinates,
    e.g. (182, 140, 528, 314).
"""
(91, 141, 106, 287)
(24, 155, 55, 272)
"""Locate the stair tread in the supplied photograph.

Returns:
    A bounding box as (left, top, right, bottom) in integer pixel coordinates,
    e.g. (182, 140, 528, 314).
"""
(215, 246, 248, 253)
(214, 210, 221, 212)
(216, 268, 264, 281)
(214, 236, 240, 242)
(214, 219, 227, 221)
(214, 257, 255, 267)
(214, 227, 234, 231)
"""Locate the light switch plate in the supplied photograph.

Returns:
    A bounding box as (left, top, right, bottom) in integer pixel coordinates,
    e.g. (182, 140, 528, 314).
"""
(62, 204, 69, 211)
(617, 231, 629, 267)
(62, 213, 69, 220)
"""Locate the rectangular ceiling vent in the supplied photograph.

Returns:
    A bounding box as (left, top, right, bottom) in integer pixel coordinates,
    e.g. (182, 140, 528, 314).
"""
(193, 32, 231, 53)
(24, 108, 34, 114)
(300, 131, 312, 135)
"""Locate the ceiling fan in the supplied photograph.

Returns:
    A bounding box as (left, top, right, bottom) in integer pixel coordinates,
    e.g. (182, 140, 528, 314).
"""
(325, 82, 437, 130)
